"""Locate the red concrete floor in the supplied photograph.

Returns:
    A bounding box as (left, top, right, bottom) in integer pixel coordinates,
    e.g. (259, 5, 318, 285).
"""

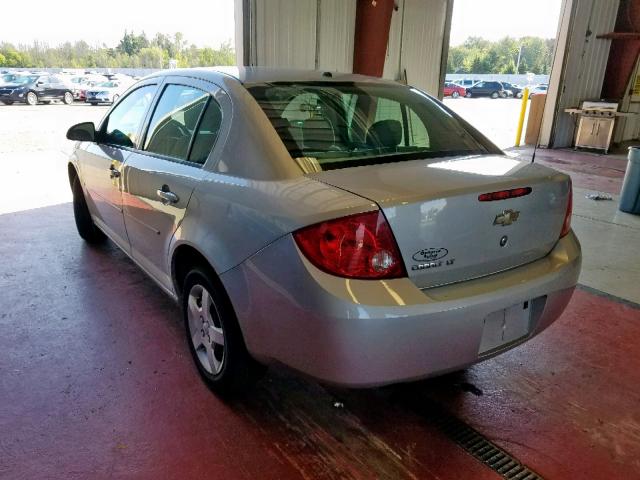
(1, 203, 640, 480)
(509, 146, 629, 195)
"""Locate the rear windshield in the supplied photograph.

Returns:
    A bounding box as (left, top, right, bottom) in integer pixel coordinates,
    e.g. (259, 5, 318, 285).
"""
(247, 82, 494, 171)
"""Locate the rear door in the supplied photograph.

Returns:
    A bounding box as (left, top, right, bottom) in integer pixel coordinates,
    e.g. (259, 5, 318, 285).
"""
(78, 82, 159, 250)
(122, 77, 224, 289)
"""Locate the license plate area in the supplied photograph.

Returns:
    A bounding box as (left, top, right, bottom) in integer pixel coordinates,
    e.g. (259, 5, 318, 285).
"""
(479, 301, 532, 355)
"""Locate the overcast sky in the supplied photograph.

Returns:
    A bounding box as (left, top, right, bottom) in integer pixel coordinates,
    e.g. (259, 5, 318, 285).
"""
(0, 0, 562, 49)
(0, 0, 236, 48)
(450, 0, 563, 45)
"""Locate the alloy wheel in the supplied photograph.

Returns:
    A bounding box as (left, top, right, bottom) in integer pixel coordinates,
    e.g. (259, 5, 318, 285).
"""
(26, 92, 37, 106)
(187, 284, 225, 375)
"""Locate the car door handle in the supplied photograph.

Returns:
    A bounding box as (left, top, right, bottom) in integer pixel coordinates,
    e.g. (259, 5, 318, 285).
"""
(109, 165, 121, 179)
(156, 187, 179, 205)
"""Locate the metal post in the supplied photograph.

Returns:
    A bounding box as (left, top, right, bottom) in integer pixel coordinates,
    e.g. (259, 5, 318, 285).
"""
(515, 87, 530, 147)
(516, 44, 523, 73)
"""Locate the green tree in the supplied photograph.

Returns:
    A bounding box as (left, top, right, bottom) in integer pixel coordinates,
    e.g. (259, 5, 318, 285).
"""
(117, 31, 149, 56)
(447, 35, 554, 74)
(0, 33, 236, 68)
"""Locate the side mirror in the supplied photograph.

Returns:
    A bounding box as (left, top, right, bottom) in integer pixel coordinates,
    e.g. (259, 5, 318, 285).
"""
(36, 82, 44, 86)
(67, 122, 96, 142)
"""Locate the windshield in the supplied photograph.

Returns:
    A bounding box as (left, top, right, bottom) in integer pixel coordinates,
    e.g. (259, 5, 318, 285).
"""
(248, 82, 495, 171)
(97, 81, 117, 88)
(13, 76, 39, 85)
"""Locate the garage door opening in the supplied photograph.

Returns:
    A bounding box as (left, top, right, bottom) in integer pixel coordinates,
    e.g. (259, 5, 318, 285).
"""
(443, 0, 563, 149)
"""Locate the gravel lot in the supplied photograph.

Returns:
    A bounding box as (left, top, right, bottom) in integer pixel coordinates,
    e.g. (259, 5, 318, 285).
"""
(0, 98, 523, 215)
(443, 97, 526, 149)
(1, 103, 108, 214)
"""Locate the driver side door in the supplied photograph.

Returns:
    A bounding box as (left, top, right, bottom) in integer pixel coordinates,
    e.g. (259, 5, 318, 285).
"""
(78, 82, 159, 251)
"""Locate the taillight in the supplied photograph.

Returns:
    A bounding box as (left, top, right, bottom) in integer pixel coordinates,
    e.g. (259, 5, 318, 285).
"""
(560, 179, 573, 237)
(293, 211, 406, 280)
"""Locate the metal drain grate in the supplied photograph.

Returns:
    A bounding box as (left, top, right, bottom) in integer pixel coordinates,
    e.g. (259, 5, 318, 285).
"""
(415, 398, 545, 479)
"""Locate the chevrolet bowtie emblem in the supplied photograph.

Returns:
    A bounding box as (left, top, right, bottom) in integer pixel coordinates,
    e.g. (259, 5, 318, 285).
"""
(493, 209, 520, 226)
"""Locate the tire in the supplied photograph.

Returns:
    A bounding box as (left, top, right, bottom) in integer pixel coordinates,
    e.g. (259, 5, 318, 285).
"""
(63, 91, 74, 105)
(0, 101, 13, 105)
(182, 268, 264, 395)
(72, 176, 106, 244)
(452, 91, 460, 98)
(465, 91, 472, 98)
(491, 92, 499, 99)
(516, 92, 523, 99)
(26, 91, 38, 106)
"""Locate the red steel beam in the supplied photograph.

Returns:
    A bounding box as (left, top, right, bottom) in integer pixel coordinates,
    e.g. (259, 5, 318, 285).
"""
(601, 0, 640, 99)
(352, 0, 395, 77)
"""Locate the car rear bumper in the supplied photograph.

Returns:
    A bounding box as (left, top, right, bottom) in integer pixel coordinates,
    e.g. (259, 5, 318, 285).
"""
(221, 231, 581, 387)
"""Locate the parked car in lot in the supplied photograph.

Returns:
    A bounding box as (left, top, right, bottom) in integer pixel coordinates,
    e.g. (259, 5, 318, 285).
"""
(0, 74, 74, 105)
(502, 82, 524, 98)
(85, 80, 132, 105)
(65, 67, 580, 393)
(529, 84, 549, 97)
(452, 78, 480, 88)
(69, 74, 108, 100)
(465, 81, 508, 99)
(443, 81, 466, 98)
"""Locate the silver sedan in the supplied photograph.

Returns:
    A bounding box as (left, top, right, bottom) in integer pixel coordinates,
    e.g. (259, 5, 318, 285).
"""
(65, 67, 580, 393)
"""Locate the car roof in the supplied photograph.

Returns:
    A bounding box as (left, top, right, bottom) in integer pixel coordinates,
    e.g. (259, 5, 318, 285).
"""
(144, 66, 399, 86)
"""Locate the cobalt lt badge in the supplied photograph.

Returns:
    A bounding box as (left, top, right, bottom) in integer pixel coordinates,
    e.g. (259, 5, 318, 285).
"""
(493, 209, 520, 227)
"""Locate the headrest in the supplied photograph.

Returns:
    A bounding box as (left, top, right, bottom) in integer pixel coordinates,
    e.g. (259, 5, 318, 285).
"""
(366, 119, 402, 148)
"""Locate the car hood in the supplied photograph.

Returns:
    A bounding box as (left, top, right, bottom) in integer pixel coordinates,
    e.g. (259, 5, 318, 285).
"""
(0, 83, 29, 88)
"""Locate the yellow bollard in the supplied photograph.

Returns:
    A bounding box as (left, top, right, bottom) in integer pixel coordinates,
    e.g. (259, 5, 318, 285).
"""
(514, 87, 530, 147)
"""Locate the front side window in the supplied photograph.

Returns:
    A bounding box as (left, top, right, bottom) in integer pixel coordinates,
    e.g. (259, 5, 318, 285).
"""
(144, 84, 209, 161)
(103, 85, 156, 148)
(248, 82, 491, 171)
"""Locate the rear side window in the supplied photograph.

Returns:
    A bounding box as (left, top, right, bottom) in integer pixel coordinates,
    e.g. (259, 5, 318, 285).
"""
(248, 82, 491, 171)
(189, 98, 223, 165)
(103, 85, 156, 148)
(144, 84, 209, 161)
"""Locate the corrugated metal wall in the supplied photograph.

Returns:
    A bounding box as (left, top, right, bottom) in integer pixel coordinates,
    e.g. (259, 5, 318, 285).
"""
(614, 55, 640, 142)
(238, 0, 450, 96)
(316, 0, 357, 72)
(253, 0, 318, 69)
(245, 0, 357, 72)
(383, 0, 448, 95)
(544, 0, 619, 148)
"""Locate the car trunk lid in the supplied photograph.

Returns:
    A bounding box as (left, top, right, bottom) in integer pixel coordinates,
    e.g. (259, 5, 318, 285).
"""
(308, 155, 571, 289)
